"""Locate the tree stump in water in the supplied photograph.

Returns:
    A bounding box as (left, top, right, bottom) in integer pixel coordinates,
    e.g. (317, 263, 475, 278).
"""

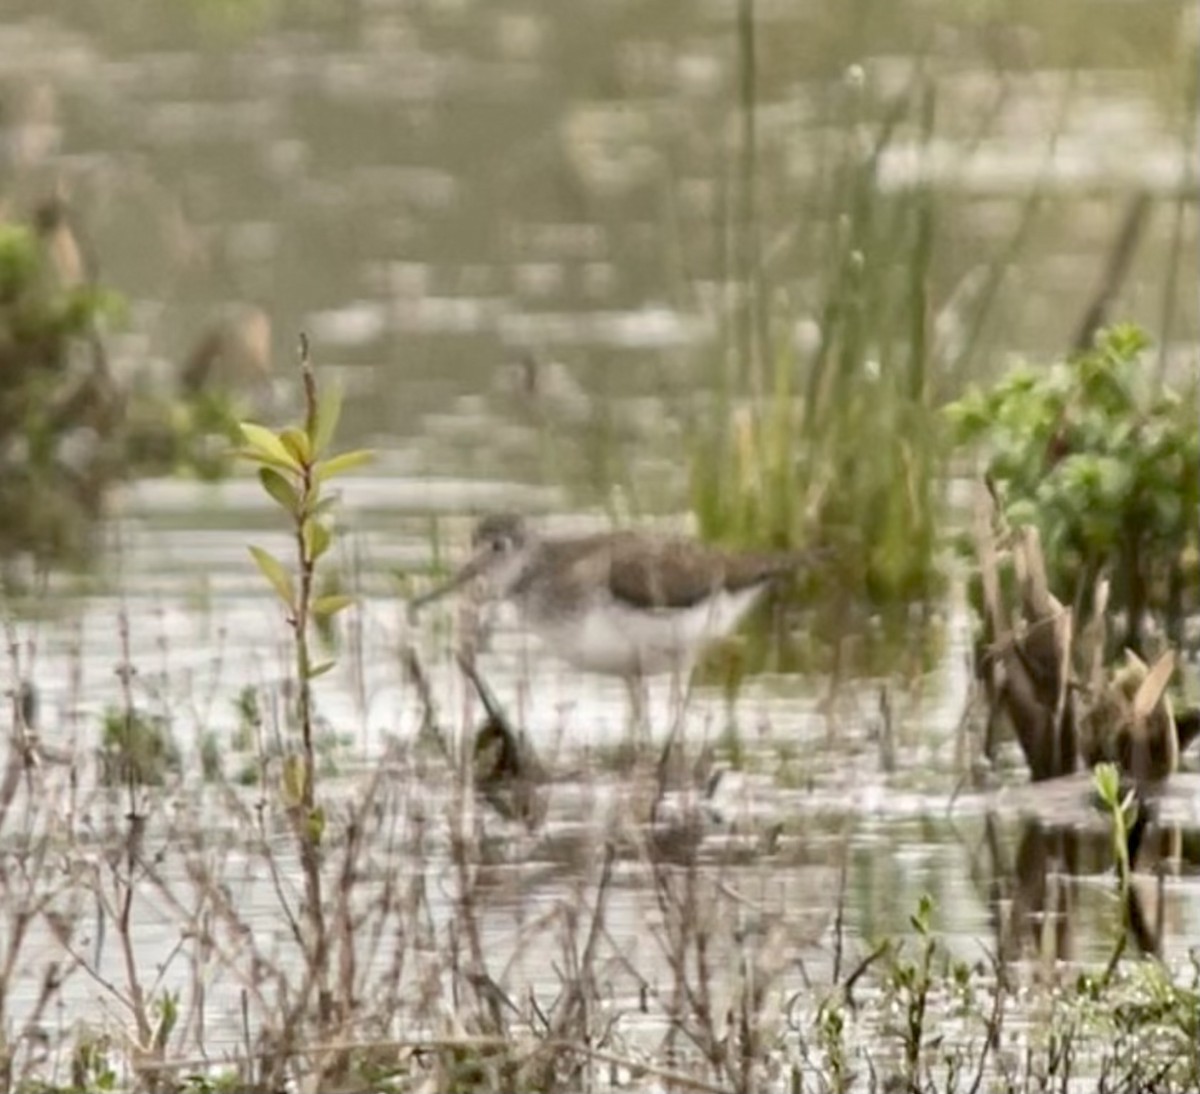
(974, 487, 1196, 783)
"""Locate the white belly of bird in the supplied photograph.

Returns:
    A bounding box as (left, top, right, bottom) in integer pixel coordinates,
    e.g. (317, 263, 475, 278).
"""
(526, 584, 768, 677)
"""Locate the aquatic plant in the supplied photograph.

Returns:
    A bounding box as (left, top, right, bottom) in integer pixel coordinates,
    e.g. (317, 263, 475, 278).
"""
(688, 69, 952, 664)
(947, 324, 1200, 654)
(236, 334, 369, 774)
(1093, 762, 1137, 905)
(232, 333, 372, 1075)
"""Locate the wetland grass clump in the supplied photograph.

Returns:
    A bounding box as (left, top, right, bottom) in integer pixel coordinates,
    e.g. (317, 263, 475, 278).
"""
(968, 502, 1196, 783)
(689, 74, 952, 668)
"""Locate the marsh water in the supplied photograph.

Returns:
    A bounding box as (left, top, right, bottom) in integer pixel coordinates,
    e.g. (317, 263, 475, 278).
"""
(1, 0, 1199, 1077)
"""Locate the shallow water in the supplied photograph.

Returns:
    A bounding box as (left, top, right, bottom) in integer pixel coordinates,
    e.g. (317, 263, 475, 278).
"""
(0, 0, 1197, 1082)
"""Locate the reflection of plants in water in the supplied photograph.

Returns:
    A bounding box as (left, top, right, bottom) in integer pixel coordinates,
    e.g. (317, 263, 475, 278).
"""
(947, 324, 1200, 653)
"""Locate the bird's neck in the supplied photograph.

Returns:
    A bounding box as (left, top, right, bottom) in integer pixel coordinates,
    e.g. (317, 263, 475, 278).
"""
(494, 544, 542, 600)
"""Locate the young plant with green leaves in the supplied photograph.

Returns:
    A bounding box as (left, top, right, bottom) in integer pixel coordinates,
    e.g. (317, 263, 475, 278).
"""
(233, 333, 371, 1029)
(1093, 762, 1137, 901)
(1092, 760, 1141, 980)
(236, 337, 370, 735)
(947, 325, 1199, 653)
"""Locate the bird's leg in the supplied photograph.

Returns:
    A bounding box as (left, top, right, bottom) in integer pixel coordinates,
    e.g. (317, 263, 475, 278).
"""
(624, 673, 650, 750)
(657, 660, 696, 792)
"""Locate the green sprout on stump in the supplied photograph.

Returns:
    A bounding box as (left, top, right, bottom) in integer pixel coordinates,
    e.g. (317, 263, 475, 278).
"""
(1093, 760, 1140, 980)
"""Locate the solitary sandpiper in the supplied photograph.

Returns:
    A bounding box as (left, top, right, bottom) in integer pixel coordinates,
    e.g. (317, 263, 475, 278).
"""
(408, 512, 819, 680)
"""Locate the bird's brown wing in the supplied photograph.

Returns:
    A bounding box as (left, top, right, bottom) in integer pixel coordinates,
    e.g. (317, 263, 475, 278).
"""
(522, 532, 817, 612)
(604, 536, 802, 610)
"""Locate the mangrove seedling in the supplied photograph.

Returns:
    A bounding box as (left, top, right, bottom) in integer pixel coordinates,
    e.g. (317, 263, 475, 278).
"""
(232, 333, 371, 1024)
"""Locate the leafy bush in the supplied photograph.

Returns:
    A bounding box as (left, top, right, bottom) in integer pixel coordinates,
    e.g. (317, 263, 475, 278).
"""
(0, 215, 125, 563)
(0, 203, 244, 573)
(947, 325, 1199, 651)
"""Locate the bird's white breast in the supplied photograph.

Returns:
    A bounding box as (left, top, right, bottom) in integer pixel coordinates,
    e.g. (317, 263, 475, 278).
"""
(523, 584, 768, 676)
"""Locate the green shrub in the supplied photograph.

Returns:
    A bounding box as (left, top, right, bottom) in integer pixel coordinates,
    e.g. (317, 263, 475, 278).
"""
(947, 325, 1199, 651)
(0, 203, 244, 572)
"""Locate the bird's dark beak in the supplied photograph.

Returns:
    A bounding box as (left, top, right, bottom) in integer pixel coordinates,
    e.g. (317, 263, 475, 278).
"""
(407, 548, 493, 621)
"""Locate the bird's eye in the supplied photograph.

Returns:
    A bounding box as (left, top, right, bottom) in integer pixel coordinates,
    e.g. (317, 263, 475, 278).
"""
(491, 537, 506, 553)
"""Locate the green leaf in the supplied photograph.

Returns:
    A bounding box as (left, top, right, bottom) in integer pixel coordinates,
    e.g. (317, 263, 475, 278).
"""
(1119, 789, 1139, 828)
(1092, 762, 1120, 810)
(258, 468, 299, 515)
(303, 518, 332, 562)
(153, 991, 179, 1051)
(306, 659, 336, 679)
(318, 448, 374, 481)
(909, 893, 934, 935)
(311, 384, 344, 456)
(281, 754, 308, 806)
(281, 427, 312, 466)
(248, 546, 294, 609)
(306, 805, 326, 846)
(239, 423, 297, 469)
(313, 594, 354, 618)
(231, 446, 298, 473)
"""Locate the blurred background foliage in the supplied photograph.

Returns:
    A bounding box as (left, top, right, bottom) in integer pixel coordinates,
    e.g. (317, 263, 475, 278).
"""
(0, 201, 244, 569)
